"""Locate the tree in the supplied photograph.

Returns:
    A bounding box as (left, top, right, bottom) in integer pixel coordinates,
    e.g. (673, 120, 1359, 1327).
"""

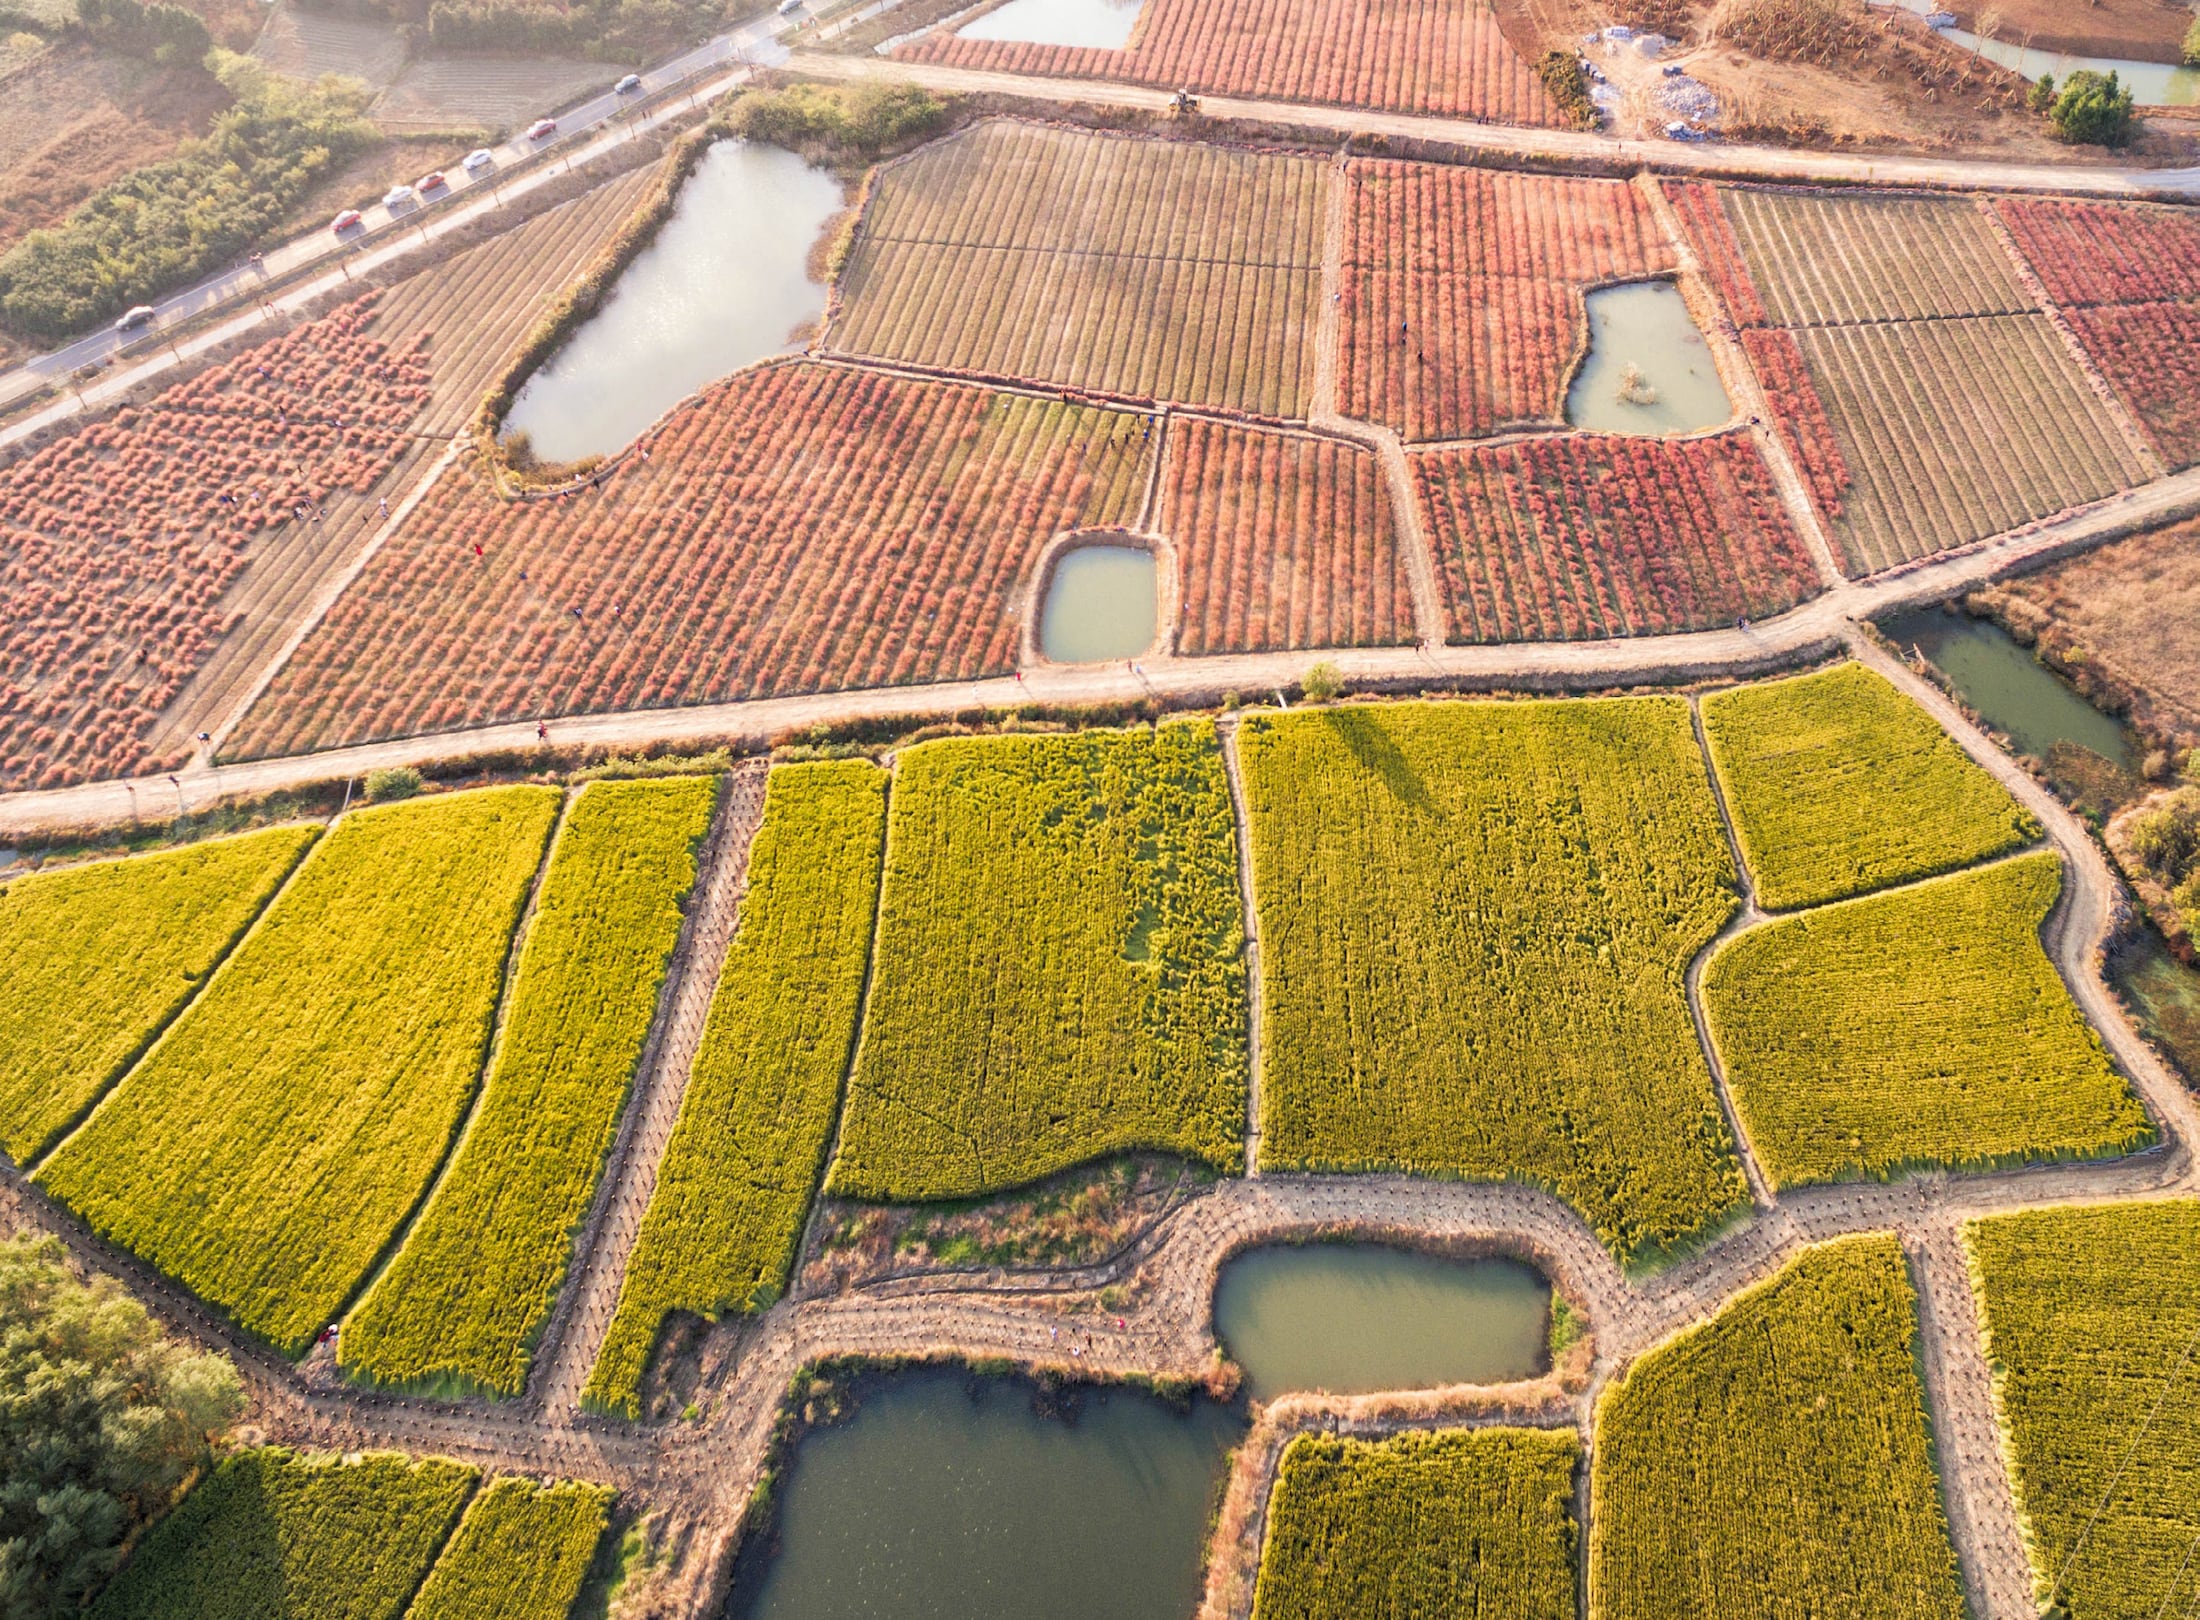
(0, 1235, 243, 1618)
(2184, 10, 2200, 67)
(2025, 72, 2055, 113)
(2050, 69, 2136, 146)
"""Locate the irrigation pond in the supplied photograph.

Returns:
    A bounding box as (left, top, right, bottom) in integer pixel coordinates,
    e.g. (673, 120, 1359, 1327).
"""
(1039, 545, 1159, 663)
(1565, 280, 1730, 436)
(1879, 606, 2137, 769)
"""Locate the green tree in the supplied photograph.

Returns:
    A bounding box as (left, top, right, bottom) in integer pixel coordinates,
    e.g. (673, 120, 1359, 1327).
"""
(2183, 11, 2200, 67)
(0, 1235, 243, 1618)
(2026, 72, 2055, 112)
(2050, 69, 2136, 145)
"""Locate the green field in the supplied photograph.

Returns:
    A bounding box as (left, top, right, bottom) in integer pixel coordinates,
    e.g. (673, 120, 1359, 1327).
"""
(586, 762, 886, 1418)
(1239, 697, 1746, 1264)
(88, 1449, 476, 1620)
(1253, 1427, 1578, 1620)
(828, 723, 1248, 1201)
(0, 825, 318, 1164)
(1701, 663, 2038, 911)
(405, 1476, 615, 1620)
(342, 778, 718, 1398)
(39, 787, 560, 1354)
(1702, 852, 2148, 1188)
(1967, 1200, 2200, 1618)
(1589, 1234, 1965, 1619)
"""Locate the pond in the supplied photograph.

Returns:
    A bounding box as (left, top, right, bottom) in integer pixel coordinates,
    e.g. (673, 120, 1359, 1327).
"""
(1212, 1244, 1550, 1401)
(959, 0, 1145, 47)
(1890, 0, 2200, 107)
(729, 1369, 1240, 1620)
(1565, 280, 1731, 436)
(1879, 606, 2137, 770)
(501, 141, 842, 465)
(2112, 929, 2200, 1086)
(1038, 545, 1158, 663)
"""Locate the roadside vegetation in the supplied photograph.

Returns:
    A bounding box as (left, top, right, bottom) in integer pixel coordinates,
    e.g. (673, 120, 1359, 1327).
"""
(723, 80, 950, 169)
(405, 1477, 615, 1620)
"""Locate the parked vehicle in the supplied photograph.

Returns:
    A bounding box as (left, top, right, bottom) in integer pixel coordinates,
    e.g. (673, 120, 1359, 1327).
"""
(614, 72, 642, 93)
(526, 117, 558, 139)
(462, 148, 496, 173)
(331, 208, 363, 234)
(382, 184, 417, 208)
(777, 0, 803, 15)
(113, 305, 156, 333)
(416, 171, 448, 193)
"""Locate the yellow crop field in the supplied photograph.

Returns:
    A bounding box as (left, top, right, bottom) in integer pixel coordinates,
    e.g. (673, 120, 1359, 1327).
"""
(1967, 1200, 2200, 1618)
(1701, 663, 2040, 911)
(1589, 1234, 1966, 1618)
(828, 723, 1248, 1202)
(0, 824, 319, 1165)
(405, 1476, 615, 1620)
(341, 777, 719, 1398)
(38, 787, 560, 1355)
(586, 762, 886, 1418)
(1239, 698, 1746, 1265)
(1702, 853, 2149, 1188)
(1253, 1427, 1578, 1620)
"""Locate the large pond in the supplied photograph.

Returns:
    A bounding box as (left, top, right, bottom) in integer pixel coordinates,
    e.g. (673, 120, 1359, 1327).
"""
(960, 0, 1145, 47)
(730, 1369, 1239, 1620)
(1039, 545, 1158, 663)
(1878, 606, 2136, 770)
(1212, 1244, 1550, 1400)
(1565, 280, 1731, 436)
(502, 141, 841, 465)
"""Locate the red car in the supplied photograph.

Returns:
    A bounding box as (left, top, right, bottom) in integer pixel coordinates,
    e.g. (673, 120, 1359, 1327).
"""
(416, 170, 448, 193)
(330, 208, 363, 235)
(526, 117, 557, 140)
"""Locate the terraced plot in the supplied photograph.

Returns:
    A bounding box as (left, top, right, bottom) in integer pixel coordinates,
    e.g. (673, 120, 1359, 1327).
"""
(830, 724, 1247, 1202)
(1967, 1199, 2200, 1619)
(38, 787, 559, 1354)
(1240, 697, 1747, 1265)
(1589, 1234, 1966, 1620)
(832, 123, 1325, 418)
(1702, 853, 2148, 1189)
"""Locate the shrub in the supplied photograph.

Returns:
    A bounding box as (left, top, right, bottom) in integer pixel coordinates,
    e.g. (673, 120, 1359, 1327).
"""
(721, 82, 949, 165)
(1535, 49, 1598, 131)
(1299, 661, 1343, 703)
(2026, 71, 2056, 112)
(2128, 786, 2200, 885)
(363, 766, 422, 803)
(405, 1477, 614, 1620)
(76, 0, 211, 59)
(2051, 69, 2135, 146)
(2186, 15, 2200, 67)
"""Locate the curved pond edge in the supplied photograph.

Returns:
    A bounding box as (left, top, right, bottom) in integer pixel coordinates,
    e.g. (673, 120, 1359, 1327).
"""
(1023, 529, 1179, 668)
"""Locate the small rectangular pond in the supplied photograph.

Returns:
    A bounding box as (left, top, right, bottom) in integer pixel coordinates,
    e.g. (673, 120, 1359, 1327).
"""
(1564, 280, 1730, 436)
(959, 0, 1146, 47)
(1039, 544, 1158, 663)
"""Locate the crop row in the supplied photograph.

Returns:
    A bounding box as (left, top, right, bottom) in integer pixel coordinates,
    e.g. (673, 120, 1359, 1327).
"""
(1992, 196, 2200, 308)
(1737, 328, 1850, 522)
(899, 0, 1564, 124)
(1158, 418, 1414, 654)
(228, 363, 1149, 762)
(341, 777, 719, 1399)
(2060, 300, 2200, 470)
(1410, 429, 1822, 643)
(1660, 181, 1766, 328)
(1717, 188, 2033, 328)
(1338, 161, 1674, 441)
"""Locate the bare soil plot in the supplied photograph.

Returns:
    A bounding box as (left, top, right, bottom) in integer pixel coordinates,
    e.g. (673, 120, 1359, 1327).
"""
(370, 56, 635, 135)
(830, 121, 1326, 419)
(249, 1, 410, 91)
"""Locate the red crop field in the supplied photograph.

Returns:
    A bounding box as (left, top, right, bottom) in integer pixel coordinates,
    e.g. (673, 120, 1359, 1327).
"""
(228, 363, 1150, 760)
(1993, 197, 2200, 307)
(1740, 328, 1851, 521)
(1410, 428, 1821, 643)
(0, 296, 431, 791)
(1662, 180, 1766, 327)
(2061, 302, 2200, 468)
(1339, 162, 1675, 442)
(898, 0, 1561, 124)
(1157, 418, 1413, 655)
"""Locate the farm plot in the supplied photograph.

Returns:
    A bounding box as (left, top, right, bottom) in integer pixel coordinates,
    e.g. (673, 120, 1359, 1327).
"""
(0, 294, 432, 790)
(2057, 302, 2200, 468)
(1700, 662, 2039, 911)
(1339, 162, 1675, 441)
(1589, 1234, 1966, 1619)
(1239, 697, 1748, 1265)
(1701, 852, 2148, 1189)
(1253, 1428, 1578, 1620)
(341, 777, 717, 1399)
(37, 786, 559, 1355)
(1410, 429, 1821, 644)
(896, 0, 1562, 123)
(1718, 189, 2032, 326)
(1966, 1199, 2200, 1619)
(1158, 419, 1413, 654)
(228, 363, 1149, 761)
(831, 122, 1325, 419)
(0, 823, 317, 1164)
(587, 762, 884, 1419)
(406, 1477, 615, 1620)
(829, 724, 1247, 1202)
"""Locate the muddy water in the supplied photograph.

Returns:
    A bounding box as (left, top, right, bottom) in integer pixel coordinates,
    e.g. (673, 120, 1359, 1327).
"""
(960, 0, 1145, 47)
(1879, 607, 2137, 769)
(501, 142, 840, 464)
(1039, 545, 1157, 663)
(1212, 1244, 1550, 1400)
(1565, 280, 1731, 436)
(2113, 930, 2200, 1085)
(730, 1369, 1240, 1620)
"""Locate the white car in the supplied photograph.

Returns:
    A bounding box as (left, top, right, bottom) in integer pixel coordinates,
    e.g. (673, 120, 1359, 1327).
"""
(462, 147, 495, 174)
(382, 184, 417, 208)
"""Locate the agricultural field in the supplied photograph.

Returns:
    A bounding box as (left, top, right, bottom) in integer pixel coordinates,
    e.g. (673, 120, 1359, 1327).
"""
(1966, 1200, 2200, 1618)
(341, 777, 718, 1399)
(1338, 162, 1675, 441)
(37, 786, 559, 1354)
(829, 724, 1247, 1202)
(227, 363, 1149, 761)
(587, 762, 885, 1419)
(1589, 1234, 1966, 1619)
(894, 0, 1562, 124)
(0, 823, 316, 1164)
(406, 1477, 615, 1620)
(1410, 429, 1822, 643)
(1699, 662, 2039, 910)
(831, 122, 1326, 419)
(1157, 419, 1415, 654)
(1737, 327, 1852, 525)
(1701, 852, 2148, 1188)
(1719, 189, 2033, 324)
(1239, 696, 1748, 1264)
(1252, 1427, 1579, 1620)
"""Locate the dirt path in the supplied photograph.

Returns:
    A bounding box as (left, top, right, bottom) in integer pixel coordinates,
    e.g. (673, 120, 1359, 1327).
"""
(1217, 717, 1266, 1177)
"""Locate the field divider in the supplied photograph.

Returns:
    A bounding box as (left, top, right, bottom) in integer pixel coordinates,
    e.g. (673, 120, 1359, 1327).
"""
(1217, 716, 1264, 1177)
